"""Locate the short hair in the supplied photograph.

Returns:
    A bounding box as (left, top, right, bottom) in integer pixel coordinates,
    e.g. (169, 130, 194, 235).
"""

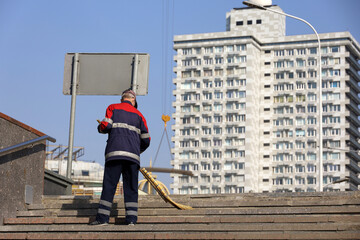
(121, 92, 135, 102)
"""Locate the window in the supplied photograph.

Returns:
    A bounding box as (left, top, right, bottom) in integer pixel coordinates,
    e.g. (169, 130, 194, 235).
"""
(224, 162, 232, 170)
(256, 19, 262, 24)
(204, 58, 213, 65)
(201, 163, 210, 171)
(82, 170, 89, 176)
(215, 57, 223, 64)
(309, 48, 317, 54)
(182, 48, 192, 55)
(213, 127, 222, 135)
(215, 46, 223, 53)
(236, 44, 246, 51)
(236, 21, 243, 26)
(297, 48, 306, 55)
(331, 46, 340, 53)
(247, 20, 252, 25)
(205, 47, 213, 54)
(226, 45, 234, 52)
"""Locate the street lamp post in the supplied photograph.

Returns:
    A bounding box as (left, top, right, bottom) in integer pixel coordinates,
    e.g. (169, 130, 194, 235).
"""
(243, 1, 323, 191)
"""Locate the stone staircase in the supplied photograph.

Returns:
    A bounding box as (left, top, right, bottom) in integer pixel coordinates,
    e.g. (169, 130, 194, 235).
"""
(1, 191, 360, 239)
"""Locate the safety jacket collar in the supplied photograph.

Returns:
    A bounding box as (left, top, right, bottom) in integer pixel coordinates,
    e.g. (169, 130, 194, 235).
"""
(122, 100, 133, 107)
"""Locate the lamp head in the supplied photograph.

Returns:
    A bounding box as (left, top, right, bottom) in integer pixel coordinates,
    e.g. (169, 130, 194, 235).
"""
(243, 0, 271, 10)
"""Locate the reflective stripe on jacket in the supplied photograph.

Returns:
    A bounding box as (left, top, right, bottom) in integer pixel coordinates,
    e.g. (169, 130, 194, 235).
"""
(98, 101, 150, 164)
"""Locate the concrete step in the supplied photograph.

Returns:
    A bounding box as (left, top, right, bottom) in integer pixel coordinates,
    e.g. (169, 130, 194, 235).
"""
(4, 215, 360, 225)
(1, 231, 360, 240)
(1, 222, 360, 232)
(16, 205, 360, 218)
(2, 192, 360, 240)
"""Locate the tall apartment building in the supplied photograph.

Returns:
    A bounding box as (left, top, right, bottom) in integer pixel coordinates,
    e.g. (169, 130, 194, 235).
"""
(171, 4, 360, 194)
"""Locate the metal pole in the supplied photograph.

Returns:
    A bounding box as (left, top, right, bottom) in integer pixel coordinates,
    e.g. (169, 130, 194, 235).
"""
(66, 53, 80, 178)
(132, 54, 139, 92)
(243, 2, 323, 191)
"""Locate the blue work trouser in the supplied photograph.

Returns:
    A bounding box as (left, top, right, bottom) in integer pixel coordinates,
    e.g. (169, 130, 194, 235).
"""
(96, 160, 139, 224)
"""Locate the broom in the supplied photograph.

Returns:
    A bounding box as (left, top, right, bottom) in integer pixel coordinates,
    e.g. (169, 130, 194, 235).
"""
(140, 168, 193, 210)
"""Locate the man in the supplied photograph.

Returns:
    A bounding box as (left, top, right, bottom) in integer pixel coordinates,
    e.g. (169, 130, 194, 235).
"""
(90, 89, 150, 226)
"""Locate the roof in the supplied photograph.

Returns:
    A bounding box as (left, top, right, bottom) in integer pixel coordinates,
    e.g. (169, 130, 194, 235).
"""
(0, 112, 45, 137)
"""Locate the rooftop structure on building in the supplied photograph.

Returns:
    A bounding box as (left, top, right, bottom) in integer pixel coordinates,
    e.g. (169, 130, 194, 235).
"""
(171, 4, 360, 194)
(45, 144, 105, 195)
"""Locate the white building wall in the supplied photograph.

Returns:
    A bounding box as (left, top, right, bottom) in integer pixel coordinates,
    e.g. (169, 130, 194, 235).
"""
(171, 6, 360, 194)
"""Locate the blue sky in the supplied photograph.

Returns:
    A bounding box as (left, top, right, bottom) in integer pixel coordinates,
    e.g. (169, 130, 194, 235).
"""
(1, 0, 359, 191)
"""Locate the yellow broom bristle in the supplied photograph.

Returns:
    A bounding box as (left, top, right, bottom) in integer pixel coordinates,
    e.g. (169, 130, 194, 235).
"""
(140, 167, 193, 210)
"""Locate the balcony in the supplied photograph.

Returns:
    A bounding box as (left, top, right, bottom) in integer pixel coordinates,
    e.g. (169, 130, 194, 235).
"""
(349, 171, 360, 186)
(347, 134, 360, 150)
(345, 122, 360, 138)
(346, 158, 360, 174)
(345, 99, 360, 116)
(346, 54, 360, 71)
(346, 67, 360, 82)
(345, 77, 360, 93)
(345, 88, 360, 105)
(345, 111, 360, 127)
(346, 150, 360, 163)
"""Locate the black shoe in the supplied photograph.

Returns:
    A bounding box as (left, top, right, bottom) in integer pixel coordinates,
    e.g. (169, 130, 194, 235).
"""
(89, 220, 108, 226)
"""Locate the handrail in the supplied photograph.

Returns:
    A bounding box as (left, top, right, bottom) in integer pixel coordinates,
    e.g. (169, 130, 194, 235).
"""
(0, 135, 56, 157)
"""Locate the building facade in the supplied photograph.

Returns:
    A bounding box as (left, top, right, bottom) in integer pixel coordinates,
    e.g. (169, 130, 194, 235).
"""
(171, 5, 360, 194)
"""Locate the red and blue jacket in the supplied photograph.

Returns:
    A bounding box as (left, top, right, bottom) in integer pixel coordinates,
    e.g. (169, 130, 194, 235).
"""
(98, 100, 150, 165)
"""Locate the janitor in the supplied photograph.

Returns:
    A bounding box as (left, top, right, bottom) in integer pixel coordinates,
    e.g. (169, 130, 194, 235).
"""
(90, 89, 150, 226)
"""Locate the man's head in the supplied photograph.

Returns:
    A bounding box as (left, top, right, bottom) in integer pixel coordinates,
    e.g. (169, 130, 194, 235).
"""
(121, 89, 138, 108)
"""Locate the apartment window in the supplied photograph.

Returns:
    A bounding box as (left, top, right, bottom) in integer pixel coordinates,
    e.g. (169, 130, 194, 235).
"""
(256, 19, 262, 24)
(274, 50, 284, 56)
(204, 47, 213, 54)
(214, 91, 223, 99)
(204, 58, 213, 65)
(264, 73, 271, 76)
(82, 170, 89, 176)
(203, 92, 212, 100)
(182, 48, 192, 55)
(236, 44, 246, 51)
(236, 21, 244, 26)
(235, 162, 244, 169)
(215, 57, 223, 64)
(226, 45, 234, 52)
(201, 163, 211, 171)
(287, 49, 294, 55)
(247, 20, 252, 25)
(297, 48, 306, 55)
(265, 50, 271, 54)
(265, 62, 271, 65)
(214, 115, 222, 123)
(213, 127, 222, 135)
(331, 46, 340, 53)
(214, 80, 223, 87)
(215, 46, 223, 53)
(309, 48, 317, 54)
